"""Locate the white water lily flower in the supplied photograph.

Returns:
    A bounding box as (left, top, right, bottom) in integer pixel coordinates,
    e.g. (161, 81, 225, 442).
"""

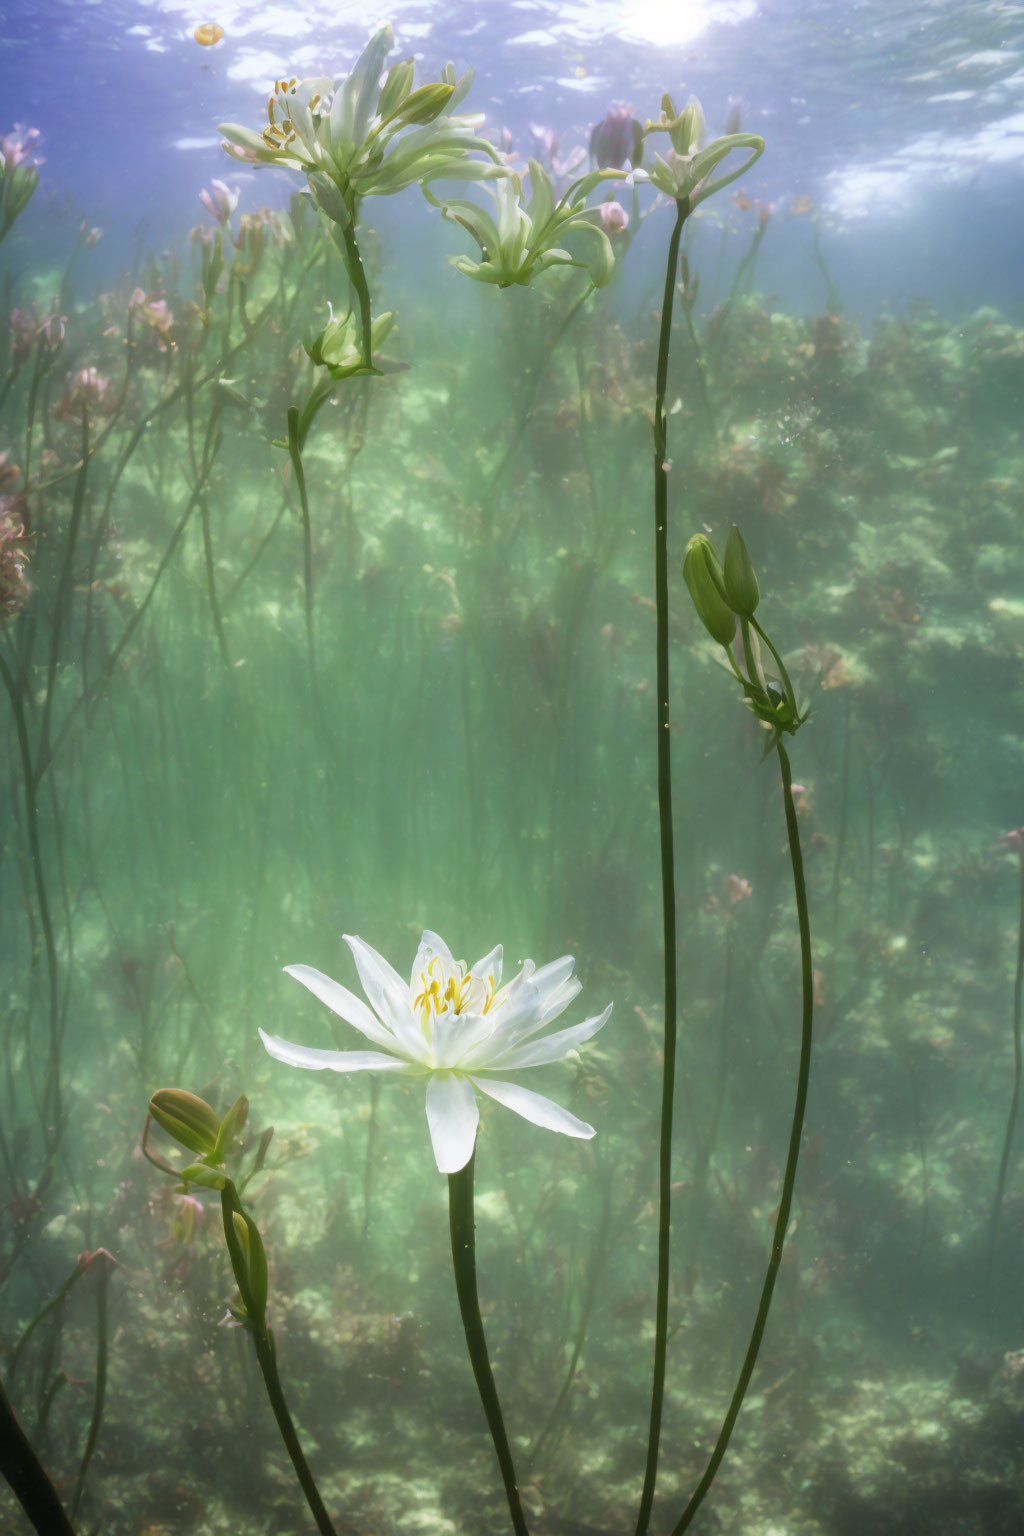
(259, 931, 612, 1174)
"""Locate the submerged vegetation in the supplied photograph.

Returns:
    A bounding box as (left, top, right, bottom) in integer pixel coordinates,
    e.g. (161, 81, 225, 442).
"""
(2, 19, 1024, 1536)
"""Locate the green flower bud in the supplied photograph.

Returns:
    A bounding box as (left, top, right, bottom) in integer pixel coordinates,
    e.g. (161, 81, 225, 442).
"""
(722, 525, 760, 617)
(149, 1089, 221, 1156)
(683, 536, 736, 648)
(231, 1210, 269, 1315)
(376, 58, 415, 125)
(388, 81, 454, 129)
(673, 98, 705, 157)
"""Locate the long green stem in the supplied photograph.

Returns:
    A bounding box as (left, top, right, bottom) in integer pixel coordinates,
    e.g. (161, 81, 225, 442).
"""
(528, 1167, 613, 1469)
(634, 193, 688, 1536)
(37, 413, 91, 779)
(482, 283, 594, 514)
(286, 407, 316, 678)
(220, 1185, 338, 1536)
(41, 418, 220, 778)
(0, 649, 62, 1152)
(70, 1253, 111, 1520)
(448, 1152, 529, 1536)
(987, 847, 1024, 1286)
(338, 220, 373, 370)
(9, 1254, 89, 1381)
(670, 735, 814, 1534)
(0, 1372, 76, 1535)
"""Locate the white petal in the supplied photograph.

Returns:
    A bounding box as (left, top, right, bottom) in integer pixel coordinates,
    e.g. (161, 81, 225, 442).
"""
(490, 958, 583, 1050)
(470, 1075, 595, 1139)
(283, 964, 402, 1052)
(470, 943, 502, 992)
(441, 1012, 501, 1069)
(505, 979, 584, 1045)
(410, 930, 454, 989)
(473, 1004, 612, 1071)
(259, 1027, 408, 1073)
(430, 1004, 476, 1067)
(344, 934, 424, 1056)
(425, 1072, 479, 1173)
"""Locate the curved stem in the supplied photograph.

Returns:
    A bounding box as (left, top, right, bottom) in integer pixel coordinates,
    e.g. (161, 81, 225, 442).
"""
(338, 219, 372, 370)
(10, 1257, 89, 1381)
(0, 649, 61, 1148)
(286, 407, 316, 678)
(738, 616, 760, 691)
(987, 850, 1024, 1286)
(448, 1153, 529, 1536)
(38, 413, 221, 780)
(670, 735, 814, 1534)
(219, 1185, 338, 1536)
(37, 412, 90, 778)
(634, 193, 688, 1536)
(750, 615, 798, 712)
(0, 1372, 76, 1536)
(70, 1255, 111, 1520)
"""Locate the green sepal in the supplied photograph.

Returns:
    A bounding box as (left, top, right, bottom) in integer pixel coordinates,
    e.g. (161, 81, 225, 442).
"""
(179, 1163, 228, 1190)
(211, 1093, 249, 1163)
(149, 1088, 221, 1156)
(382, 81, 454, 131)
(307, 171, 352, 230)
(739, 675, 808, 742)
(227, 1203, 269, 1316)
(244, 1216, 269, 1314)
(376, 58, 415, 124)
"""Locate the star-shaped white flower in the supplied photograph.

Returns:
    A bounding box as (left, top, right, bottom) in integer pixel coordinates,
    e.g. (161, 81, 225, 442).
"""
(259, 931, 612, 1173)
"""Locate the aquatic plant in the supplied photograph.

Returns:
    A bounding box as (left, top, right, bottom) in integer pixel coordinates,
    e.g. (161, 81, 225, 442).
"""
(145, 1088, 339, 1536)
(0, 494, 30, 617)
(632, 100, 764, 1536)
(0, 125, 41, 243)
(218, 26, 504, 674)
(0, 1374, 75, 1535)
(589, 104, 643, 170)
(219, 25, 503, 372)
(676, 525, 812, 1531)
(424, 160, 624, 289)
(261, 930, 610, 1534)
(262, 931, 611, 1171)
(987, 825, 1024, 1285)
(19, 12, 1022, 1531)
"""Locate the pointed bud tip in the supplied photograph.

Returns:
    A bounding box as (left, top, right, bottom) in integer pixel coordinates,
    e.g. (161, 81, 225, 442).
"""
(722, 525, 760, 617)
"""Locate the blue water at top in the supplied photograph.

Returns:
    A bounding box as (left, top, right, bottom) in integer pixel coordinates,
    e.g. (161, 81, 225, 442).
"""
(2, 0, 1023, 317)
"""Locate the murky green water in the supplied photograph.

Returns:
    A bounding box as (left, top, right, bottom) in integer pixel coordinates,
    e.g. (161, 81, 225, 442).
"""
(3, 19, 1024, 1536)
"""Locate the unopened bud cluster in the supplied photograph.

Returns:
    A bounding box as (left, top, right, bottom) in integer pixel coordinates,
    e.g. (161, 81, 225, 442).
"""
(683, 526, 805, 741)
